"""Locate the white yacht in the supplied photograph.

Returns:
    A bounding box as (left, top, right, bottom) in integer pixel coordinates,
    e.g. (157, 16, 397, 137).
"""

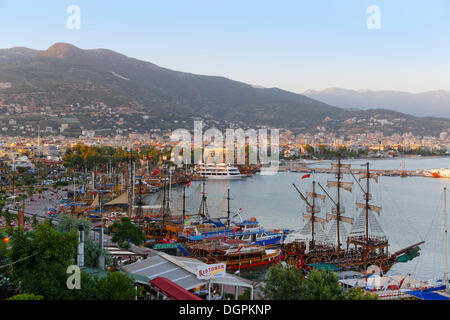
(194, 163, 242, 180)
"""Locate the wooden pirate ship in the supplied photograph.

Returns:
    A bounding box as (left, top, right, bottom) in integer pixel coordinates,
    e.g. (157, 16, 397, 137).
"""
(281, 155, 424, 273)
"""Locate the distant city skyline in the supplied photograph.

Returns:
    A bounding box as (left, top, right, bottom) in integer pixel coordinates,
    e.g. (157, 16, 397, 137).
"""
(1, 0, 449, 94)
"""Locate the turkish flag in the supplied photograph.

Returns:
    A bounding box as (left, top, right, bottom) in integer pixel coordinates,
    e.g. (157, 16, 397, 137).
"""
(153, 168, 159, 176)
(296, 255, 306, 268)
(187, 181, 191, 188)
(301, 174, 311, 179)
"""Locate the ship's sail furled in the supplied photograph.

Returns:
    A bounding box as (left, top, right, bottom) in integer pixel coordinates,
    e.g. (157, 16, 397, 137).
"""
(326, 213, 354, 224)
(355, 202, 382, 215)
(331, 163, 351, 170)
(359, 172, 379, 183)
(303, 213, 327, 226)
(306, 192, 326, 202)
(326, 181, 354, 192)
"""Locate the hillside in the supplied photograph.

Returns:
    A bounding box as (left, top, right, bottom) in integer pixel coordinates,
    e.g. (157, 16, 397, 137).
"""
(303, 87, 450, 119)
(0, 43, 448, 137)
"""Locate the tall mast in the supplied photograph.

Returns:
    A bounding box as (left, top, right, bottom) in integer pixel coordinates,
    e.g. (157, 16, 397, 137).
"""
(337, 155, 341, 250)
(444, 187, 448, 293)
(198, 177, 209, 219)
(311, 181, 316, 245)
(365, 162, 370, 243)
(182, 186, 186, 224)
(136, 177, 143, 227)
(293, 182, 327, 249)
(160, 179, 168, 224)
(227, 188, 231, 228)
(350, 162, 382, 244)
(319, 154, 354, 252)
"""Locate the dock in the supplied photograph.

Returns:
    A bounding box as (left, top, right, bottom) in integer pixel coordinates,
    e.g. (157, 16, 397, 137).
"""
(278, 166, 426, 177)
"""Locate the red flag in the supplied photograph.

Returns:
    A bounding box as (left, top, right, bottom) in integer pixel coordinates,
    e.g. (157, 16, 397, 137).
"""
(148, 154, 152, 159)
(299, 255, 306, 268)
(153, 168, 159, 176)
(301, 174, 311, 179)
(187, 181, 191, 188)
(399, 277, 407, 289)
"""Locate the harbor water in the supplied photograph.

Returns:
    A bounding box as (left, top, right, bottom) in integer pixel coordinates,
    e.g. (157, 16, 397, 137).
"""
(146, 156, 450, 282)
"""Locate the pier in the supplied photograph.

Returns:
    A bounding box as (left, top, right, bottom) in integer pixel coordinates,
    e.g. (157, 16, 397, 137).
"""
(278, 166, 425, 177)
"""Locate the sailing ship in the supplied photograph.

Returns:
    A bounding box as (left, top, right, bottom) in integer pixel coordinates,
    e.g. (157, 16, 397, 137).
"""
(281, 156, 424, 273)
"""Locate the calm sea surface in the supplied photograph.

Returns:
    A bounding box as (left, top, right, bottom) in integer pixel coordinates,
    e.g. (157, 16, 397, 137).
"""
(146, 156, 450, 282)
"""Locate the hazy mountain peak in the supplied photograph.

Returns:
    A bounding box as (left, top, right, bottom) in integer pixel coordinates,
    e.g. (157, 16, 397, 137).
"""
(0, 46, 40, 63)
(303, 87, 450, 118)
(40, 42, 83, 59)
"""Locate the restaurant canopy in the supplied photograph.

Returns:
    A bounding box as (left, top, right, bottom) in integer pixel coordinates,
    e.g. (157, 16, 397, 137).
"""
(122, 250, 254, 299)
(150, 277, 202, 300)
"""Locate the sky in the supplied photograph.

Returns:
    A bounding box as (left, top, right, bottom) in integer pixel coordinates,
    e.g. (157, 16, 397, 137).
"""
(0, 0, 449, 94)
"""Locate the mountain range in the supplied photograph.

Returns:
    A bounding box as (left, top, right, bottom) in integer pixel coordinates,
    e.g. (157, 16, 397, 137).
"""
(0, 43, 448, 137)
(303, 88, 450, 119)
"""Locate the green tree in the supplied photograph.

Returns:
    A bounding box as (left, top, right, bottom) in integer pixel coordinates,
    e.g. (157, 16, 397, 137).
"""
(110, 217, 145, 247)
(262, 264, 304, 300)
(8, 293, 44, 300)
(298, 269, 345, 300)
(7, 221, 79, 299)
(84, 238, 113, 268)
(304, 144, 315, 155)
(56, 214, 112, 268)
(346, 287, 378, 300)
(93, 272, 138, 300)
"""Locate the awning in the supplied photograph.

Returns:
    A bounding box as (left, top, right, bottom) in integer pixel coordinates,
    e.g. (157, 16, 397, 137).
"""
(308, 263, 342, 271)
(150, 277, 202, 300)
(122, 250, 253, 292)
(81, 267, 149, 285)
(405, 286, 450, 300)
(105, 191, 129, 206)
